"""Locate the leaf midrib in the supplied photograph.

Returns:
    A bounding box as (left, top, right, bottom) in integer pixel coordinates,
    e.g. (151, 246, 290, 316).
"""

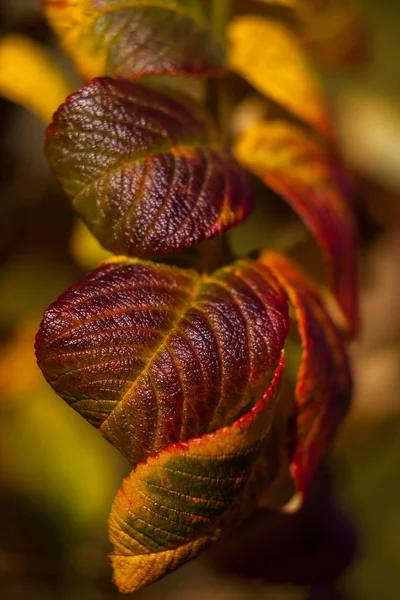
(71, 140, 210, 208)
(100, 271, 205, 434)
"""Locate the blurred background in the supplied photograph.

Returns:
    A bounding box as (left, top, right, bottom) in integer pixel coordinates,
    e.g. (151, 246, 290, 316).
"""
(1, 1, 400, 599)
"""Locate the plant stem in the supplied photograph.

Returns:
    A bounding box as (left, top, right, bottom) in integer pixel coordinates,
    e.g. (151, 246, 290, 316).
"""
(210, 0, 231, 44)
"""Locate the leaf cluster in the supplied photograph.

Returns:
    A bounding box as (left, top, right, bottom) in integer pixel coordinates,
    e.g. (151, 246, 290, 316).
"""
(0, 0, 361, 593)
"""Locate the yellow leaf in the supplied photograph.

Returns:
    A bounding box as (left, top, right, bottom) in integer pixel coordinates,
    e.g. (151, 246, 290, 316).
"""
(70, 220, 112, 271)
(43, 1, 104, 80)
(0, 35, 73, 123)
(227, 16, 331, 137)
(234, 120, 357, 334)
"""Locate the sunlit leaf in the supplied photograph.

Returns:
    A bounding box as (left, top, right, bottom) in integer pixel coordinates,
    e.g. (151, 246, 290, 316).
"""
(46, 77, 251, 257)
(43, 0, 225, 81)
(109, 355, 285, 593)
(0, 35, 73, 122)
(36, 257, 290, 466)
(234, 120, 357, 334)
(261, 251, 352, 494)
(227, 16, 331, 137)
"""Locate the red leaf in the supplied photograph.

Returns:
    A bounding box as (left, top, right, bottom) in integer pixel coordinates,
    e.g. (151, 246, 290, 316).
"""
(36, 257, 290, 466)
(46, 78, 251, 257)
(235, 121, 358, 334)
(261, 251, 352, 495)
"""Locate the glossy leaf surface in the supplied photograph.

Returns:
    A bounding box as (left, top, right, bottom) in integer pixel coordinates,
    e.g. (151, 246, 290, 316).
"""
(0, 35, 72, 123)
(235, 120, 357, 333)
(261, 251, 352, 494)
(46, 77, 251, 257)
(227, 16, 331, 137)
(109, 358, 285, 593)
(43, 0, 225, 81)
(36, 257, 290, 466)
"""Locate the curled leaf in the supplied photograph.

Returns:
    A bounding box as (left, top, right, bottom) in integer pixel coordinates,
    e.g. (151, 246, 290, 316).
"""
(0, 35, 73, 122)
(43, 0, 225, 81)
(36, 250, 352, 589)
(36, 257, 290, 466)
(109, 358, 285, 593)
(234, 120, 357, 334)
(46, 77, 251, 257)
(227, 16, 331, 137)
(261, 251, 352, 494)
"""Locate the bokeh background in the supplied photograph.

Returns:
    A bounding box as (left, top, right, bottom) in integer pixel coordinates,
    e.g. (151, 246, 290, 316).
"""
(1, 1, 400, 599)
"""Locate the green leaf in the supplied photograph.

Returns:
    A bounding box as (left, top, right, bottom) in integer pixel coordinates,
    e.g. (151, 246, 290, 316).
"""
(109, 356, 285, 593)
(46, 77, 251, 257)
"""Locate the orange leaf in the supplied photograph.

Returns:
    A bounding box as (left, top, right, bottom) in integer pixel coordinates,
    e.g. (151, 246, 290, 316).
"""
(260, 251, 352, 494)
(109, 355, 285, 593)
(235, 120, 358, 334)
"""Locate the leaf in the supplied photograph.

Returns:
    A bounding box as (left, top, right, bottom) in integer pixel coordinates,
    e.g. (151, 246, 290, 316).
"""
(0, 321, 121, 532)
(45, 77, 251, 257)
(109, 355, 285, 593)
(70, 219, 112, 271)
(261, 251, 352, 495)
(36, 257, 290, 466)
(0, 35, 73, 122)
(43, 0, 225, 81)
(227, 16, 331, 137)
(234, 120, 358, 334)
